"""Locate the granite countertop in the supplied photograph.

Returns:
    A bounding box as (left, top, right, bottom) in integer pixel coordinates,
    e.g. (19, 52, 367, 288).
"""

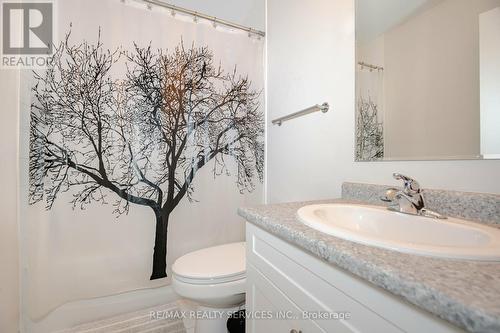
(238, 198, 500, 333)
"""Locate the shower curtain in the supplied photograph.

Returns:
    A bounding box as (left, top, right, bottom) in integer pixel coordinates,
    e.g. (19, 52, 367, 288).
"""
(355, 66, 385, 160)
(20, 0, 264, 319)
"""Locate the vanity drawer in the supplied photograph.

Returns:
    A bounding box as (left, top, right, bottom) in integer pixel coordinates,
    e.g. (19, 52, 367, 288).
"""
(247, 225, 403, 333)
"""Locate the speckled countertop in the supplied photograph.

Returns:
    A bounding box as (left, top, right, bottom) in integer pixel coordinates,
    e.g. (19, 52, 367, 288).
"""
(238, 187, 500, 333)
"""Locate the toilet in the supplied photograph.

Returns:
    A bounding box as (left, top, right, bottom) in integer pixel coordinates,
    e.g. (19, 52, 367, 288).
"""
(172, 242, 246, 333)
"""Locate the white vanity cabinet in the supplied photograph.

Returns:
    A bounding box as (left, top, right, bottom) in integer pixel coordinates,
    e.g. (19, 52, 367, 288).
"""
(245, 223, 464, 333)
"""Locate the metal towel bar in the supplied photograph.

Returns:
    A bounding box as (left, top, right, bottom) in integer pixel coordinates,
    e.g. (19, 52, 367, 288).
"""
(272, 102, 330, 126)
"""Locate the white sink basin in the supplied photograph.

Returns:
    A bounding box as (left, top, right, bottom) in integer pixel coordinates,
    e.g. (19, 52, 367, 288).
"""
(297, 203, 500, 260)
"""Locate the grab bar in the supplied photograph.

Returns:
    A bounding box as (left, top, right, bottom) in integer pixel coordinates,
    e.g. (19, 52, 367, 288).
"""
(272, 103, 330, 126)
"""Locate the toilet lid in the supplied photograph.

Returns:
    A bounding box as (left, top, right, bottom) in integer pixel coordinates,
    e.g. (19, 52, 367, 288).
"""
(172, 242, 246, 283)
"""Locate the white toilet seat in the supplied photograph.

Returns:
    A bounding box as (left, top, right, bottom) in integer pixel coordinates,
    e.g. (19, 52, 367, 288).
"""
(171, 242, 247, 307)
(172, 242, 246, 281)
(173, 271, 245, 285)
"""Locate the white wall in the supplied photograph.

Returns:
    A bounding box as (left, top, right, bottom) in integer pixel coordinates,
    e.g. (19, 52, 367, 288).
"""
(480, 6, 500, 157)
(355, 0, 432, 44)
(0, 69, 20, 333)
(266, 0, 500, 205)
(357, 35, 385, 68)
(382, 0, 500, 159)
(170, 0, 265, 31)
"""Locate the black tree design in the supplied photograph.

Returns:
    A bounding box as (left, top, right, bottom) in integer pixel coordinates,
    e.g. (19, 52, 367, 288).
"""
(355, 96, 384, 161)
(29, 31, 264, 280)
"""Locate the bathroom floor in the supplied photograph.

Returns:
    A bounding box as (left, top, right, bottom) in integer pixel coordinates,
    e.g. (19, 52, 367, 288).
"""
(59, 302, 187, 333)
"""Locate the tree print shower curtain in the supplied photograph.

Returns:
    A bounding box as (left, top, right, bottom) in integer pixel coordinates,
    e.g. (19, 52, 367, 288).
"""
(21, 0, 264, 319)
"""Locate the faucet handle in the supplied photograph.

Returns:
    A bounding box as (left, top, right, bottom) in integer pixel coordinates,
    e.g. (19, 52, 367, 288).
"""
(381, 188, 399, 202)
(393, 173, 421, 194)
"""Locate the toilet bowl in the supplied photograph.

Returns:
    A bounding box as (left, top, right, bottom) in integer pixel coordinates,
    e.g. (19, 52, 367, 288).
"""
(172, 242, 246, 333)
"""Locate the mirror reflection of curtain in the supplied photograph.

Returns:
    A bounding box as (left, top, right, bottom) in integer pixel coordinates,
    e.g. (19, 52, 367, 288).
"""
(355, 65, 384, 161)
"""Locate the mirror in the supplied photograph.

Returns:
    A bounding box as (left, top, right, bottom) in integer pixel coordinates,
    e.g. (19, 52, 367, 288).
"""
(355, 0, 500, 161)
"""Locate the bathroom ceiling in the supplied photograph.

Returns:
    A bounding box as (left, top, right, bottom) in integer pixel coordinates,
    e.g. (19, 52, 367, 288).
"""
(356, 0, 438, 43)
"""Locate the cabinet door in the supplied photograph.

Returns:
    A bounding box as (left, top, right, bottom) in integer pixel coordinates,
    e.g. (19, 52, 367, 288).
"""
(247, 228, 402, 333)
(246, 223, 463, 333)
(247, 263, 327, 333)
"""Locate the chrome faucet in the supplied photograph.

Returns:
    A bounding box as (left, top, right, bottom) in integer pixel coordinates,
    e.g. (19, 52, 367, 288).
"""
(381, 173, 446, 219)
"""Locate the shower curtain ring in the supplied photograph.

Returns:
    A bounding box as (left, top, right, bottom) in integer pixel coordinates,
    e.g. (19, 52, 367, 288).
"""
(212, 17, 217, 28)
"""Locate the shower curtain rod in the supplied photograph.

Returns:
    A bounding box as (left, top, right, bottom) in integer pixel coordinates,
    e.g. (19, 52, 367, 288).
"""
(358, 61, 384, 71)
(139, 0, 266, 37)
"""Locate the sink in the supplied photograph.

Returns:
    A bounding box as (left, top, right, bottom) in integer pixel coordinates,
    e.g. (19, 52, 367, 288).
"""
(297, 203, 500, 260)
